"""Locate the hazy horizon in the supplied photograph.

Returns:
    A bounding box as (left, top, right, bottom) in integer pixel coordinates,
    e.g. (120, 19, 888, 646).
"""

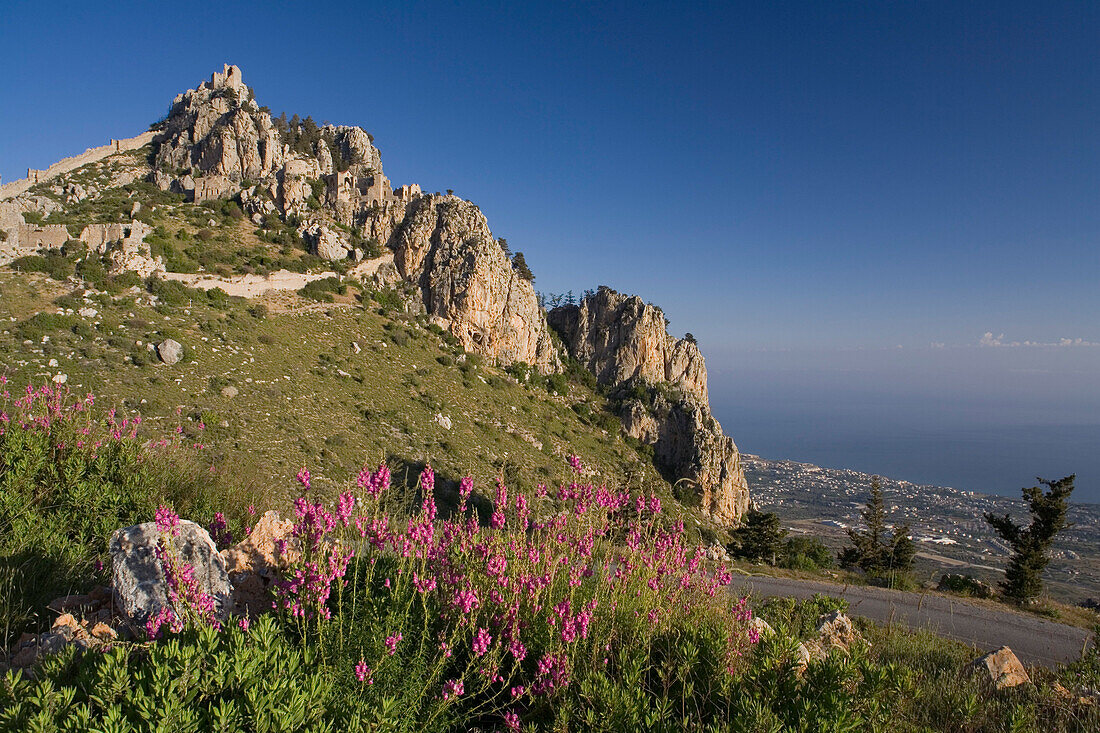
(709, 344, 1100, 503)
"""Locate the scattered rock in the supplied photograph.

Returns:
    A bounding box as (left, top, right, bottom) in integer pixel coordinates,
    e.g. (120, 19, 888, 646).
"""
(220, 385, 239, 398)
(150, 170, 173, 191)
(971, 646, 1031, 690)
(47, 594, 90, 613)
(63, 182, 87, 203)
(749, 616, 774, 639)
(434, 413, 452, 430)
(221, 511, 296, 616)
(90, 622, 118, 642)
(799, 611, 867, 666)
(816, 611, 863, 652)
(157, 338, 183, 364)
(78, 307, 98, 318)
(109, 520, 231, 622)
(222, 511, 296, 575)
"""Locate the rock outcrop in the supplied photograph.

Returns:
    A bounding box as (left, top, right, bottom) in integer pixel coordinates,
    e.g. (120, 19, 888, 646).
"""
(154, 65, 283, 182)
(547, 286, 709, 404)
(299, 220, 351, 261)
(393, 195, 560, 373)
(549, 286, 750, 523)
(109, 520, 230, 622)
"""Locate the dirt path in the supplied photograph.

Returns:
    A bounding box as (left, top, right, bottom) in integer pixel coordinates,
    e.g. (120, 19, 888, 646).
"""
(159, 254, 394, 298)
(736, 575, 1094, 667)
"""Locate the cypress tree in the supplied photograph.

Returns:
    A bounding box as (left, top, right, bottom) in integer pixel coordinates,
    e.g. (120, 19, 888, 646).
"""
(839, 476, 915, 578)
(985, 475, 1075, 604)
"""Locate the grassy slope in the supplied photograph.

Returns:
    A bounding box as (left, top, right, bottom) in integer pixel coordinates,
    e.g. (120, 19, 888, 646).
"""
(0, 270, 719, 532)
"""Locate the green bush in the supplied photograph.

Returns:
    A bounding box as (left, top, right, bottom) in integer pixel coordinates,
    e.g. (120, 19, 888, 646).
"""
(0, 385, 254, 647)
(754, 594, 849, 639)
(780, 536, 835, 571)
(14, 313, 80, 342)
(0, 618, 347, 731)
(11, 253, 73, 281)
(937, 573, 996, 598)
(298, 277, 346, 303)
(546, 373, 568, 395)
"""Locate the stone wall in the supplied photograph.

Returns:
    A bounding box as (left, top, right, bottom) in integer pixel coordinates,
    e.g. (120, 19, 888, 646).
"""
(192, 175, 236, 203)
(0, 131, 156, 201)
(4, 223, 71, 251)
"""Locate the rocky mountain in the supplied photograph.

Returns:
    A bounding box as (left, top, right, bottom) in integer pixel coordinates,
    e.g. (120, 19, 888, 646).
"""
(0, 65, 750, 523)
(549, 287, 750, 523)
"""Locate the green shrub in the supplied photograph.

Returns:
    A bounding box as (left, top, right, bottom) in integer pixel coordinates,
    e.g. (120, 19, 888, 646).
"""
(937, 573, 996, 598)
(0, 385, 255, 647)
(780, 536, 835, 571)
(14, 313, 80, 342)
(0, 619, 345, 731)
(373, 287, 404, 313)
(298, 277, 346, 302)
(754, 594, 850, 639)
(546, 372, 568, 395)
(11, 253, 73, 281)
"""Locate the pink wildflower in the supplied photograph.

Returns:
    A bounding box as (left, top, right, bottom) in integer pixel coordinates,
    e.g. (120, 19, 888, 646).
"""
(472, 627, 492, 656)
(442, 678, 464, 701)
(296, 467, 311, 490)
(154, 505, 180, 536)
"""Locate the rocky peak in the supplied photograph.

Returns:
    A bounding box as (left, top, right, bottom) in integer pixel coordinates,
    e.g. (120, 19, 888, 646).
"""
(547, 286, 709, 404)
(154, 64, 283, 181)
(393, 195, 560, 373)
(549, 287, 749, 524)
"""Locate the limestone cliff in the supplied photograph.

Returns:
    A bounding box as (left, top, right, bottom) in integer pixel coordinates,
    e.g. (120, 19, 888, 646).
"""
(549, 287, 750, 524)
(545, 287, 709, 404)
(154, 65, 283, 181)
(393, 195, 560, 374)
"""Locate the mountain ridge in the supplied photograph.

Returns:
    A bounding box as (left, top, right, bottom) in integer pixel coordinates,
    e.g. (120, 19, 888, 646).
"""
(0, 64, 751, 523)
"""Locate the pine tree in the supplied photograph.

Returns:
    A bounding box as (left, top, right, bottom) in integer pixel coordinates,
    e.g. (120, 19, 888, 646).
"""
(729, 510, 787, 564)
(512, 252, 535, 282)
(985, 475, 1075, 604)
(839, 476, 914, 578)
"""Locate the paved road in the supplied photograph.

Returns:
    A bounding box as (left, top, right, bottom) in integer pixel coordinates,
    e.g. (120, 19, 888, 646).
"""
(734, 575, 1094, 668)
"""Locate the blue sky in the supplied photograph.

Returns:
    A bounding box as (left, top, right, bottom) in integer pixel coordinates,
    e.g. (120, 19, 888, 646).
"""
(2, 1, 1098, 497)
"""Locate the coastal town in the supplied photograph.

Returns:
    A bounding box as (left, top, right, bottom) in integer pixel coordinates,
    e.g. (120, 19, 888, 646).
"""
(744, 455, 1100, 603)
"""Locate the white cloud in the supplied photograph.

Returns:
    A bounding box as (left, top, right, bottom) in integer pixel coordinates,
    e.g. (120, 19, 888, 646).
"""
(978, 332, 1098, 348)
(979, 332, 1005, 347)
